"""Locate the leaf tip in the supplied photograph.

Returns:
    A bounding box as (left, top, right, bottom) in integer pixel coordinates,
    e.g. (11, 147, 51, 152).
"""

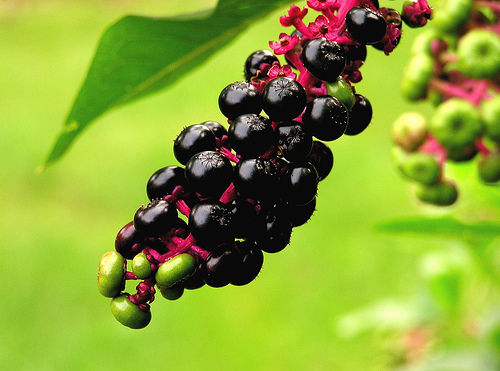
(35, 165, 46, 175)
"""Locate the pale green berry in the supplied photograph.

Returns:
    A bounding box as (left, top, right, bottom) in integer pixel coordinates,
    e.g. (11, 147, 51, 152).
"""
(97, 251, 125, 298)
(110, 294, 151, 329)
(392, 112, 429, 151)
(155, 253, 196, 288)
(414, 180, 458, 206)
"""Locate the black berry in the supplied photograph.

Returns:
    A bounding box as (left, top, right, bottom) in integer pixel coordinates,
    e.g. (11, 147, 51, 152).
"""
(302, 95, 349, 141)
(185, 151, 233, 198)
(115, 221, 144, 259)
(228, 114, 273, 158)
(283, 164, 319, 205)
(262, 77, 306, 122)
(133, 199, 178, 237)
(346, 7, 387, 45)
(275, 121, 313, 162)
(174, 124, 216, 165)
(301, 38, 346, 82)
(287, 197, 316, 227)
(231, 240, 264, 286)
(218, 82, 262, 120)
(345, 94, 373, 135)
(244, 50, 279, 81)
(202, 121, 228, 140)
(306, 141, 334, 181)
(205, 247, 239, 288)
(188, 202, 234, 248)
(147, 166, 187, 201)
(255, 210, 293, 254)
(234, 158, 280, 202)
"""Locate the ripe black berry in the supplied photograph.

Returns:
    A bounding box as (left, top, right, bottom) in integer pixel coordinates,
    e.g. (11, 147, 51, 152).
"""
(302, 95, 349, 141)
(228, 114, 273, 158)
(218, 82, 262, 120)
(174, 124, 216, 165)
(287, 197, 316, 227)
(230, 199, 261, 239)
(185, 151, 233, 198)
(276, 122, 313, 162)
(244, 50, 279, 81)
(231, 240, 264, 286)
(306, 141, 334, 181)
(188, 202, 234, 248)
(183, 261, 206, 290)
(301, 38, 346, 82)
(345, 44, 367, 63)
(234, 158, 280, 202)
(205, 247, 239, 288)
(256, 210, 293, 254)
(345, 94, 373, 135)
(133, 199, 179, 237)
(283, 164, 319, 205)
(262, 77, 306, 122)
(115, 221, 144, 259)
(202, 121, 227, 140)
(147, 166, 187, 201)
(346, 7, 387, 45)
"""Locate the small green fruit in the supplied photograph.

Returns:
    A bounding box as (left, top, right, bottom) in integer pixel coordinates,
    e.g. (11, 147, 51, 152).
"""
(399, 153, 441, 185)
(457, 30, 500, 79)
(392, 112, 429, 151)
(478, 154, 500, 183)
(432, 0, 472, 33)
(155, 253, 196, 288)
(158, 284, 184, 300)
(132, 252, 153, 279)
(97, 251, 125, 298)
(327, 77, 355, 110)
(110, 294, 151, 329)
(415, 180, 458, 206)
(410, 29, 438, 56)
(401, 54, 434, 101)
(481, 96, 500, 143)
(446, 145, 477, 162)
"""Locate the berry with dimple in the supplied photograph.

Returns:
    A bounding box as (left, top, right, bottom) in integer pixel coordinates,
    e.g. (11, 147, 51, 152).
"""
(188, 202, 234, 248)
(234, 158, 280, 202)
(228, 114, 273, 158)
(346, 7, 387, 45)
(284, 163, 319, 205)
(256, 209, 293, 254)
(185, 151, 233, 198)
(133, 199, 178, 237)
(98, 251, 125, 298)
(301, 38, 346, 82)
(205, 247, 239, 288)
(262, 77, 306, 122)
(115, 221, 144, 259)
(414, 180, 458, 206)
(231, 241, 264, 286)
(110, 294, 151, 329)
(218, 82, 262, 120)
(155, 253, 196, 288)
(306, 141, 334, 181)
(302, 95, 349, 141)
(392, 112, 428, 151)
(174, 124, 216, 165)
(244, 50, 279, 81)
(481, 96, 500, 143)
(478, 154, 500, 183)
(345, 94, 372, 136)
(327, 77, 355, 110)
(275, 122, 313, 162)
(432, 0, 472, 33)
(457, 30, 500, 80)
(202, 121, 228, 140)
(147, 166, 187, 201)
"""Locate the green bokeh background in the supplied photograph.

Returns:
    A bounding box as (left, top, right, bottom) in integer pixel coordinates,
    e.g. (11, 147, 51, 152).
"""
(1, 1, 498, 369)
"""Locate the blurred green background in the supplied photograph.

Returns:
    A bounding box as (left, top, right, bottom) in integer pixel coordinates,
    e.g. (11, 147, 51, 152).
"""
(1, 1, 499, 370)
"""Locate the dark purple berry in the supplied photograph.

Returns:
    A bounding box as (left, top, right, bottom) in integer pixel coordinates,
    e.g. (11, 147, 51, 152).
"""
(205, 247, 239, 288)
(301, 38, 346, 82)
(188, 202, 234, 248)
(202, 121, 227, 140)
(234, 158, 280, 202)
(174, 124, 216, 165)
(185, 151, 233, 198)
(218, 82, 262, 120)
(373, 8, 402, 51)
(306, 141, 334, 181)
(345, 94, 373, 135)
(346, 7, 387, 45)
(231, 240, 264, 286)
(283, 164, 319, 205)
(147, 166, 187, 201)
(345, 44, 367, 63)
(302, 95, 349, 141)
(262, 77, 306, 122)
(244, 50, 279, 81)
(287, 197, 316, 227)
(228, 114, 273, 158)
(133, 199, 178, 237)
(183, 261, 206, 290)
(230, 199, 262, 239)
(255, 210, 292, 254)
(115, 221, 144, 259)
(276, 122, 313, 162)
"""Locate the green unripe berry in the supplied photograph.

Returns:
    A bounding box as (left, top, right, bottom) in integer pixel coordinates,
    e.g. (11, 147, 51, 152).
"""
(478, 154, 500, 183)
(428, 91, 444, 107)
(391, 146, 407, 167)
(327, 77, 355, 110)
(457, 30, 500, 79)
(432, 0, 472, 33)
(398, 153, 441, 185)
(392, 112, 429, 151)
(481, 96, 500, 143)
(158, 284, 184, 300)
(446, 145, 477, 162)
(97, 251, 125, 298)
(110, 294, 151, 329)
(414, 180, 458, 206)
(401, 54, 433, 101)
(410, 29, 439, 56)
(155, 253, 196, 288)
(430, 99, 483, 150)
(132, 252, 153, 279)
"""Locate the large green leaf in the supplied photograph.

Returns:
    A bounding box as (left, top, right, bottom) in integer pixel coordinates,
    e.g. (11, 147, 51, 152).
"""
(41, 0, 291, 170)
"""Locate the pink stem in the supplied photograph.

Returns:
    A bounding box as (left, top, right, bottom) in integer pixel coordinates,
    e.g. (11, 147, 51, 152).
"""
(471, 80, 489, 106)
(429, 79, 475, 103)
(145, 248, 164, 262)
(217, 146, 240, 163)
(285, 50, 305, 73)
(476, 1, 500, 12)
(190, 245, 211, 260)
(334, 0, 361, 34)
(420, 135, 447, 166)
(219, 183, 237, 204)
(176, 200, 191, 217)
(298, 70, 320, 93)
(125, 272, 138, 280)
(292, 19, 314, 39)
(476, 138, 491, 156)
(322, 8, 337, 23)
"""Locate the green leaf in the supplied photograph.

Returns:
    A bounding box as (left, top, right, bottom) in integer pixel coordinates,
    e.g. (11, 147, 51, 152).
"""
(375, 216, 500, 239)
(42, 0, 292, 169)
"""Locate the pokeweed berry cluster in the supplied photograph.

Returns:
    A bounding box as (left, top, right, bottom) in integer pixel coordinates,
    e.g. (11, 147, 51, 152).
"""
(97, 0, 431, 329)
(393, 0, 500, 206)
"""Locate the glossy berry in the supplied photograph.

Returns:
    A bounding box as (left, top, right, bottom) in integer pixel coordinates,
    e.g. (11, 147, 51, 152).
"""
(202, 121, 228, 140)
(301, 38, 346, 82)
(457, 30, 500, 80)
(218, 82, 262, 120)
(188, 202, 234, 248)
(302, 95, 349, 141)
(133, 199, 178, 237)
(287, 197, 316, 227)
(115, 221, 144, 259)
(110, 294, 151, 329)
(327, 77, 355, 110)
(345, 44, 367, 63)
(231, 240, 264, 286)
(244, 50, 279, 81)
(185, 151, 233, 197)
(132, 252, 153, 279)
(174, 124, 216, 165)
(345, 94, 373, 135)
(97, 251, 125, 298)
(373, 8, 402, 51)
(346, 7, 387, 45)
(205, 247, 239, 288)
(230, 199, 261, 239)
(256, 210, 293, 254)
(234, 158, 280, 202)
(262, 77, 306, 122)
(155, 253, 196, 288)
(284, 164, 319, 205)
(306, 141, 334, 181)
(183, 261, 206, 290)
(275, 122, 313, 162)
(147, 166, 187, 201)
(158, 284, 184, 300)
(228, 114, 273, 158)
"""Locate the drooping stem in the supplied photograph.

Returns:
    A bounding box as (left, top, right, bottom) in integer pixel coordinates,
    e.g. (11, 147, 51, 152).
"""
(190, 245, 211, 260)
(218, 146, 240, 163)
(476, 1, 500, 13)
(285, 50, 305, 73)
(176, 200, 191, 217)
